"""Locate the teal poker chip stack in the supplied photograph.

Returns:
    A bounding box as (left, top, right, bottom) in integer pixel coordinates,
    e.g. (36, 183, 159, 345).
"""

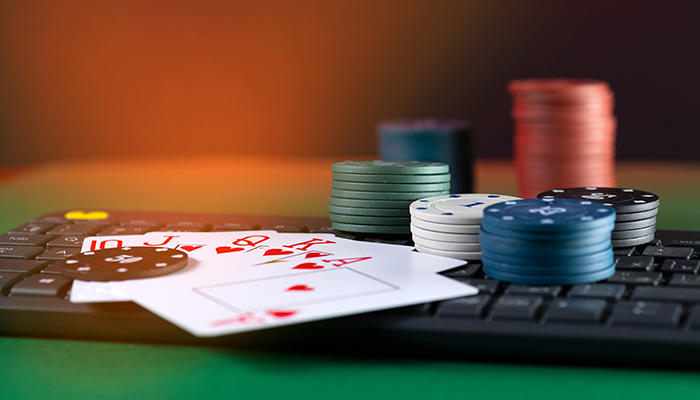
(329, 161, 450, 234)
(409, 193, 521, 259)
(377, 119, 474, 194)
(479, 198, 616, 285)
(537, 187, 660, 248)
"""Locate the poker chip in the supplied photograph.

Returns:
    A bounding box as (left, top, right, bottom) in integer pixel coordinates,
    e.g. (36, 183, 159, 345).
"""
(330, 221, 411, 235)
(329, 160, 451, 236)
(332, 180, 451, 193)
(479, 198, 616, 285)
(537, 187, 660, 248)
(410, 224, 480, 243)
(376, 119, 474, 193)
(331, 161, 449, 175)
(59, 246, 188, 281)
(331, 188, 449, 201)
(328, 204, 409, 217)
(328, 213, 411, 226)
(413, 242, 482, 260)
(507, 79, 617, 198)
(410, 194, 522, 225)
(410, 193, 521, 259)
(333, 172, 451, 184)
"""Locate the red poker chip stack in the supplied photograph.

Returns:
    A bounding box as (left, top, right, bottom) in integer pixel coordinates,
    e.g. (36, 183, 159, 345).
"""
(507, 79, 617, 199)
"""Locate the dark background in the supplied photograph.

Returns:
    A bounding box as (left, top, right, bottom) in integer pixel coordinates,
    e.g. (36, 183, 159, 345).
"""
(0, 0, 698, 165)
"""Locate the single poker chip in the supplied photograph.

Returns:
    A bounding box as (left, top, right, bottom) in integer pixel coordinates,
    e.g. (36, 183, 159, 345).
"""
(614, 216, 657, 231)
(482, 245, 613, 268)
(332, 180, 451, 193)
(414, 242, 482, 260)
(480, 221, 615, 241)
(615, 208, 658, 222)
(329, 212, 411, 226)
(328, 204, 409, 217)
(331, 161, 449, 175)
(332, 188, 449, 201)
(59, 246, 188, 281)
(611, 233, 656, 248)
(410, 217, 481, 234)
(332, 221, 411, 235)
(412, 235, 481, 252)
(482, 198, 616, 232)
(610, 225, 656, 239)
(410, 224, 479, 243)
(332, 172, 451, 184)
(410, 194, 521, 225)
(537, 187, 660, 213)
(328, 196, 412, 209)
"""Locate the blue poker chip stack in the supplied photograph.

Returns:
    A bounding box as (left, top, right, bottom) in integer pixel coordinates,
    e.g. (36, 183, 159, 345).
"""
(479, 198, 616, 285)
(377, 119, 474, 194)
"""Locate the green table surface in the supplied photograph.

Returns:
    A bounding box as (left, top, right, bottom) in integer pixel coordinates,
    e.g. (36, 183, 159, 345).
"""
(2, 156, 700, 400)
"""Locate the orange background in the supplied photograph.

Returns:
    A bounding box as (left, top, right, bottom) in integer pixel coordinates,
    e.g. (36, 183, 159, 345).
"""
(1, 1, 698, 164)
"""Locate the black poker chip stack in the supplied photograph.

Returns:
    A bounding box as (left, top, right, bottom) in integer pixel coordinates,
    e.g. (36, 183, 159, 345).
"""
(537, 187, 660, 248)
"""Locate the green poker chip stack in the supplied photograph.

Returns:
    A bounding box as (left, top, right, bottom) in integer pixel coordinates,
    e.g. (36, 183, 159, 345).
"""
(329, 161, 450, 234)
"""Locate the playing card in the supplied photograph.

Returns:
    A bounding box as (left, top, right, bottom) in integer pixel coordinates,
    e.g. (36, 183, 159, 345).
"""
(116, 236, 476, 337)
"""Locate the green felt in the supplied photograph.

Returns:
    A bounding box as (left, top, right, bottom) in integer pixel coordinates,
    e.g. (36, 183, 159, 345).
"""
(2, 159, 700, 398)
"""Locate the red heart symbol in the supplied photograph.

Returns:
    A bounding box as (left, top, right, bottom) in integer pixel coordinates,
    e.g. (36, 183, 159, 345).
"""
(292, 262, 323, 270)
(267, 310, 297, 318)
(216, 246, 244, 254)
(304, 252, 325, 259)
(286, 284, 313, 291)
(263, 249, 294, 257)
(179, 245, 204, 252)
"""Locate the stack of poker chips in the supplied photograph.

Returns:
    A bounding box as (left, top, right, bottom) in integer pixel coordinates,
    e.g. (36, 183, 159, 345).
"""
(479, 198, 616, 285)
(330, 161, 450, 235)
(537, 187, 660, 248)
(377, 119, 474, 194)
(507, 79, 617, 198)
(409, 194, 521, 260)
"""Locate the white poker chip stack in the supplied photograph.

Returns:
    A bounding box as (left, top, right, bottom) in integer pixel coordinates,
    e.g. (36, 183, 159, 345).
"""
(409, 194, 521, 260)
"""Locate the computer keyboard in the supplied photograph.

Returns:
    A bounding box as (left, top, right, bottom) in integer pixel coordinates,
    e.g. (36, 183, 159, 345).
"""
(3, 209, 700, 367)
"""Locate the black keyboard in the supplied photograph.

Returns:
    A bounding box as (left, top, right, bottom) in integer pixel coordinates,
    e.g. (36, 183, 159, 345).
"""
(3, 209, 700, 367)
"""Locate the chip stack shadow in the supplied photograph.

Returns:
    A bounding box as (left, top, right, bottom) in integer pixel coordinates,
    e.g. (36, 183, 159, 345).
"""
(507, 79, 617, 198)
(329, 161, 450, 235)
(377, 119, 474, 194)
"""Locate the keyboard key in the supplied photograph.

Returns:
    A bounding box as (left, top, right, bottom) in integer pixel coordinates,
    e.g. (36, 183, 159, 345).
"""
(120, 220, 162, 227)
(213, 223, 259, 231)
(490, 295, 543, 320)
(97, 226, 153, 236)
(35, 247, 81, 261)
(441, 264, 482, 279)
(165, 222, 211, 231)
(668, 239, 700, 252)
(614, 256, 653, 271)
(568, 283, 625, 300)
(0, 272, 24, 294)
(10, 274, 72, 297)
(0, 259, 49, 275)
(0, 233, 54, 247)
(606, 271, 662, 286)
(613, 246, 636, 256)
(40, 262, 63, 274)
(261, 224, 305, 233)
(661, 259, 700, 274)
(546, 298, 607, 323)
(641, 246, 694, 261)
(633, 286, 700, 303)
(47, 223, 105, 236)
(612, 301, 682, 328)
(155, 227, 204, 233)
(459, 279, 499, 295)
(7, 222, 56, 234)
(505, 284, 561, 299)
(437, 295, 491, 318)
(47, 235, 85, 248)
(669, 273, 700, 288)
(685, 305, 700, 330)
(0, 246, 44, 259)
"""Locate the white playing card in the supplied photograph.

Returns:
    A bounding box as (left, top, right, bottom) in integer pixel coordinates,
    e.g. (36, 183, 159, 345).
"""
(116, 236, 476, 337)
